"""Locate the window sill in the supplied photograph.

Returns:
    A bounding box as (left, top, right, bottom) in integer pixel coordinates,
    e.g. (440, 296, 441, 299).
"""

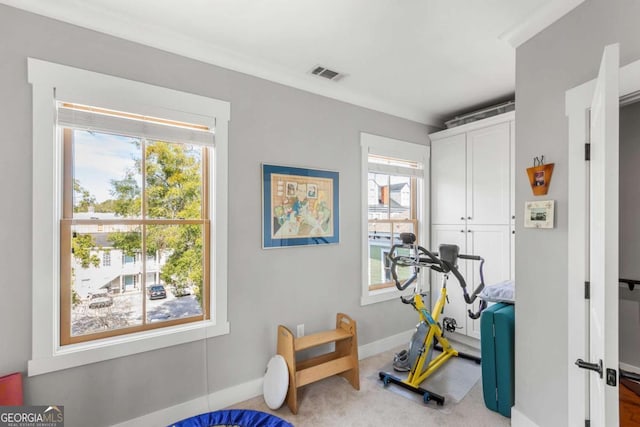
(28, 320, 229, 376)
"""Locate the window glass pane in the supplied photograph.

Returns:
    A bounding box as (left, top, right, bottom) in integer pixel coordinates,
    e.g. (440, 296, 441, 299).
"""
(389, 176, 411, 219)
(72, 129, 142, 219)
(368, 173, 389, 220)
(145, 224, 204, 323)
(368, 222, 391, 285)
(102, 252, 111, 267)
(145, 141, 202, 220)
(392, 246, 414, 285)
(70, 224, 143, 337)
(392, 222, 417, 244)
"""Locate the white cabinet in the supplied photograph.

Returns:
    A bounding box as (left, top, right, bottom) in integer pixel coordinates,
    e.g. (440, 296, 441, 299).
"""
(466, 123, 511, 225)
(432, 120, 511, 226)
(429, 112, 515, 340)
(431, 225, 468, 333)
(431, 224, 510, 338)
(509, 120, 516, 279)
(431, 134, 466, 225)
(465, 225, 511, 339)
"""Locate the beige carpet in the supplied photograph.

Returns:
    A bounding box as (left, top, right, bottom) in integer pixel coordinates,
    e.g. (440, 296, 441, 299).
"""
(228, 345, 511, 427)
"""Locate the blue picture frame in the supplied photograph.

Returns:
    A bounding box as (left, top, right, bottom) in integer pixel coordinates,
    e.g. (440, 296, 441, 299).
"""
(262, 164, 339, 248)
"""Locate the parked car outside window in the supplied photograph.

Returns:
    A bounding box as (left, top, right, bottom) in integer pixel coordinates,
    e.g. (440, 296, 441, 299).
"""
(147, 284, 167, 300)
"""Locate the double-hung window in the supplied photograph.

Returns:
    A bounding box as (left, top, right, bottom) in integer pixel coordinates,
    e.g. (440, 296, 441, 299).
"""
(28, 59, 230, 375)
(360, 133, 429, 305)
(59, 104, 212, 345)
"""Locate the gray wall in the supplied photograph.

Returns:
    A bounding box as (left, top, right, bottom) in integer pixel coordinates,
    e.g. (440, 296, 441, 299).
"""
(515, 0, 640, 425)
(620, 101, 640, 369)
(0, 5, 433, 426)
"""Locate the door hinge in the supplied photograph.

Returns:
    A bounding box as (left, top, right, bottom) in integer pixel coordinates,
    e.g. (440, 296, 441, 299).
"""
(585, 143, 591, 161)
(585, 281, 590, 299)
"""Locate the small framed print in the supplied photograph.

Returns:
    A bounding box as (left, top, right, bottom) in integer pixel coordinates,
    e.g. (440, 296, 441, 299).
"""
(524, 200, 555, 229)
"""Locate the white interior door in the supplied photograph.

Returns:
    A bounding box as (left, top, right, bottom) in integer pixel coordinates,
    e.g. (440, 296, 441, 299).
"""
(588, 43, 619, 427)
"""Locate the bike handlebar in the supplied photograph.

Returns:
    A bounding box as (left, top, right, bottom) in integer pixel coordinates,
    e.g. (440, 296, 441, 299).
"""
(388, 243, 441, 291)
(387, 239, 487, 319)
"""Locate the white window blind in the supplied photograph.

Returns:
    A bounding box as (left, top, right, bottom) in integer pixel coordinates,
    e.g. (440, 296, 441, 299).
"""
(367, 152, 423, 177)
(57, 104, 215, 146)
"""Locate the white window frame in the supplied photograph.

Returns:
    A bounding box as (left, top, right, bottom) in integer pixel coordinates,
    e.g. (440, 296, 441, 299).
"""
(28, 58, 230, 376)
(360, 132, 430, 305)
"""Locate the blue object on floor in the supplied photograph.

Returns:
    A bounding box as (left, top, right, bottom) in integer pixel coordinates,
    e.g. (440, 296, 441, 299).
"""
(480, 302, 515, 418)
(170, 409, 293, 427)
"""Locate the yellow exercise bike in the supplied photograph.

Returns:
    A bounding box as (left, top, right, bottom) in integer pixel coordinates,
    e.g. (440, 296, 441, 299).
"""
(378, 232, 486, 405)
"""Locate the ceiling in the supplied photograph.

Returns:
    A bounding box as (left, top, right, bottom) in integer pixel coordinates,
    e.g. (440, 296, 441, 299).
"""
(2, 0, 583, 126)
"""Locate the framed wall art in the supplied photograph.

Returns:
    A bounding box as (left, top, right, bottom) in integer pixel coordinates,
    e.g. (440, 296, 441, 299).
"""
(262, 164, 339, 248)
(524, 200, 555, 229)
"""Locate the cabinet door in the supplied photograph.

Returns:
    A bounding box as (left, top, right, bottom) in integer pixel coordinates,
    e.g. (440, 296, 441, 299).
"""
(431, 134, 466, 225)
(465, 225, 511, 339)
(467, 123, 511, 225)
(431, 224, 468, 335)
(510, 225, 515, 280)
(510, 120, 516, 224)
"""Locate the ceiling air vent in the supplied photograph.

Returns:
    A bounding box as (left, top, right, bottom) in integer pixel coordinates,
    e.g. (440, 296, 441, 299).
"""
(310, 65, 344, 81)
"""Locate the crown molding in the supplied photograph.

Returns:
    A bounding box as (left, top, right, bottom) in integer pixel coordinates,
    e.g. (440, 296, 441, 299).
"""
(1, 0, 441, 126)
(499, 0, 585, 48)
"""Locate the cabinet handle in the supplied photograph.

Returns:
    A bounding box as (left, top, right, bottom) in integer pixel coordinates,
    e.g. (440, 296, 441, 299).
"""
(460, 230, 465, 233)
(512, 230, 515, 234)
(512, 215, 516, 220)
(460, 216, 465, 220)
(467, 216, 472, 220)
(467, 230, 472, 233)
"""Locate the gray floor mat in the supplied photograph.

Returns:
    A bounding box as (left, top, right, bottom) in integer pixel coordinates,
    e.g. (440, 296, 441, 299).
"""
(374, 348, 481, 406)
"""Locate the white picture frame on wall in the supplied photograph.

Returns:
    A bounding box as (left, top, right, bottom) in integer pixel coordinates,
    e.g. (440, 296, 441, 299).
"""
(524, 200, 555, 229)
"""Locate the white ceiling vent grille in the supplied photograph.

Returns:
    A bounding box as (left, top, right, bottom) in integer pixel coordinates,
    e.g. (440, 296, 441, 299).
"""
(310, 65, 345, 81)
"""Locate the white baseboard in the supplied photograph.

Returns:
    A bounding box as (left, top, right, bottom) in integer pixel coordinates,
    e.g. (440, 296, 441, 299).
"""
(511, 406, 540, 427)
(620, 361, 640, 375)
(112, 378, 263, 427)
(113, 330, 414, 426)
(357, 329, 413, 360)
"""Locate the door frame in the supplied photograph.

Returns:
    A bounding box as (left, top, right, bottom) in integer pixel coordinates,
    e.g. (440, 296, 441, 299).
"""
(566, 53, 640, 426)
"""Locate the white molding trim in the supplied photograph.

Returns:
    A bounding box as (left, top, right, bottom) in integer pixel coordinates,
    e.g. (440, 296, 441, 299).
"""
(620, 362, 640, 375)
(27, 58, 231, 376)
(565, 72, 592, 427)
(2, 1, 437, 125)
(357, 329, 413, 360)
(428, 111, 515, 141)
(359, 133, 430, 306)
(111, 377, 264, 427)
(511, 406, 540, 427)
(113, 329, 414, 426)
(565, 50, 640, 427)
(499, 0, 585, 48)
